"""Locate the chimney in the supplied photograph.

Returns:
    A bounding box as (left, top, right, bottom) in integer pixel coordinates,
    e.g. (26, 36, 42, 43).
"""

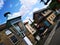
(4, 12, 11, 20)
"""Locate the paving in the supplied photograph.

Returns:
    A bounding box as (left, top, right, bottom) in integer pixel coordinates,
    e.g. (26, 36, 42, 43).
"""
(49, 27, 60, 45)
(36, 19, 60, 45)
(36, 25, 55, 45)
(44, 20, 60, 45)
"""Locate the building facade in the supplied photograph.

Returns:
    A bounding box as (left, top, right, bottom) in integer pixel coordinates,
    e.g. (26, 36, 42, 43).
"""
(33, 8, 56, 34)
(0, 12, 37, 45)
(24, 22, 40, 41)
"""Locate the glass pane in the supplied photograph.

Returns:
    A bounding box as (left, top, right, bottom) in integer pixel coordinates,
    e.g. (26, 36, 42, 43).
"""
(44, 21, 50, 27)
(18, 22, 25, 31)
(10, 35, 18, 43)
(5, 30, 12, 35)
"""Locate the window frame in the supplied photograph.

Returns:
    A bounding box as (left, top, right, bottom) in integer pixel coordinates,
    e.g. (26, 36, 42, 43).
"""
(9, 35, 18, 45)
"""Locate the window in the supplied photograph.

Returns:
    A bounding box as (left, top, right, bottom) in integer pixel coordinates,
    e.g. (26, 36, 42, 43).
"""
(14, 22, 25, 31)
(12, 22, 25, 37)
(50, 16, 54, 20)
(44, 21, 51, 27)
(5, 30, 12, 35)
(14, 24, 21, 32)
(42, 11, 47, 14)
(52, 15, 55, 18)
(10, 35, 18, 44)
(18, 22, 25, 31)
(48, 18, 52, 21)
(52, 15, 54, 17)
(40, 27, 44, 30)
(14, 22, 25, 33)
(38, 15, 42, 20)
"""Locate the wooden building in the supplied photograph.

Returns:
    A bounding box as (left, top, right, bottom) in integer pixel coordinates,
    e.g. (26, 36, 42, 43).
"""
(33, 8, 56, 34)
(24, 22, 40, 41)
(0, 12, 37, 45)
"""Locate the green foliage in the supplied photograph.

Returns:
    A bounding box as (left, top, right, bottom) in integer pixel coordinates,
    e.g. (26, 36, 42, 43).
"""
(49, 0, 60, 10)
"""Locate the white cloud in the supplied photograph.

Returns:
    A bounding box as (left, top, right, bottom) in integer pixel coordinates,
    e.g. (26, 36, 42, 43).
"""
(29, 0, 52, 15)
(20, 0, 38, 7)
(7, 12, 21, 20)
(43, 0, 52, 8)
(29, 8, 40, 15)
(11, 0, 40, 24)
(0, 0, 4, 9)
(19, 0, 38, 15)
(23, 17, 29, 23)
(8, 0, 52, 23)
(9, 0, 38, 20)
(7, 0, 52, 23)
(32, 8, 40, 12)
(12, 7, 40, 21)
(25, 8, 39, 24)
(23, 16, 34, 24)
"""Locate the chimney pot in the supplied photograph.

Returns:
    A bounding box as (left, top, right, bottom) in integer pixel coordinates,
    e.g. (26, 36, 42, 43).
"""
(4, 12, 11, 17)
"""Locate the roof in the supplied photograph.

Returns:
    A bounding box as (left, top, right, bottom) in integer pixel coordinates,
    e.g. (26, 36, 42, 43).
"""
(24, 22, 28, 25)
(4, 12, 21, 21)
(0, 23, 6, 31)
(7, 16, 21, 21)
(7, 15, 21, 20)
(0, 14, 21, 31)
(33, 8, 48, 19)
(33, 8, 48, 14)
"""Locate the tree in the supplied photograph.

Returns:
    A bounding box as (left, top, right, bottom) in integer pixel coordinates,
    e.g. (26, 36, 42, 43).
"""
(40, 0, 60, 10)
(49, 0, 60, 10)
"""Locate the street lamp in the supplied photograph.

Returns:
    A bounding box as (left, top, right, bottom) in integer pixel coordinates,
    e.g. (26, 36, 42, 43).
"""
(40, 0, 50, 5)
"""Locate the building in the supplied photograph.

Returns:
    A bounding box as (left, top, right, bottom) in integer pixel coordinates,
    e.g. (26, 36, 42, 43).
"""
(24, 22, 40, 41)
(0, 22, 27, 45)
(24, 22, 36, 35)
(0, 12, 36, 45)
(33, 8, 56, 34)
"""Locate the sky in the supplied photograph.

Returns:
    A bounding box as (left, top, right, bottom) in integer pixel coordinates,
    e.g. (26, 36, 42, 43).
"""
(0, 0, 51, 25)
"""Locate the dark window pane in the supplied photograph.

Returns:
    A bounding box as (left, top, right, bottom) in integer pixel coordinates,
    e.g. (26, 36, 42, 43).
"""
(40, 27, 44, 30)
(44, 21, 50, 27)
(10, 35, 18, 43)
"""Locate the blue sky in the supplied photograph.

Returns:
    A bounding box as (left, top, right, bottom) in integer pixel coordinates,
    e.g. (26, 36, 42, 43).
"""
(0, 0, 51, 25)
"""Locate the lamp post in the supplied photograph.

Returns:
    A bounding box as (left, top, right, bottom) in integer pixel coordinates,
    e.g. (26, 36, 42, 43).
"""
(40, 0, 50, 5)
